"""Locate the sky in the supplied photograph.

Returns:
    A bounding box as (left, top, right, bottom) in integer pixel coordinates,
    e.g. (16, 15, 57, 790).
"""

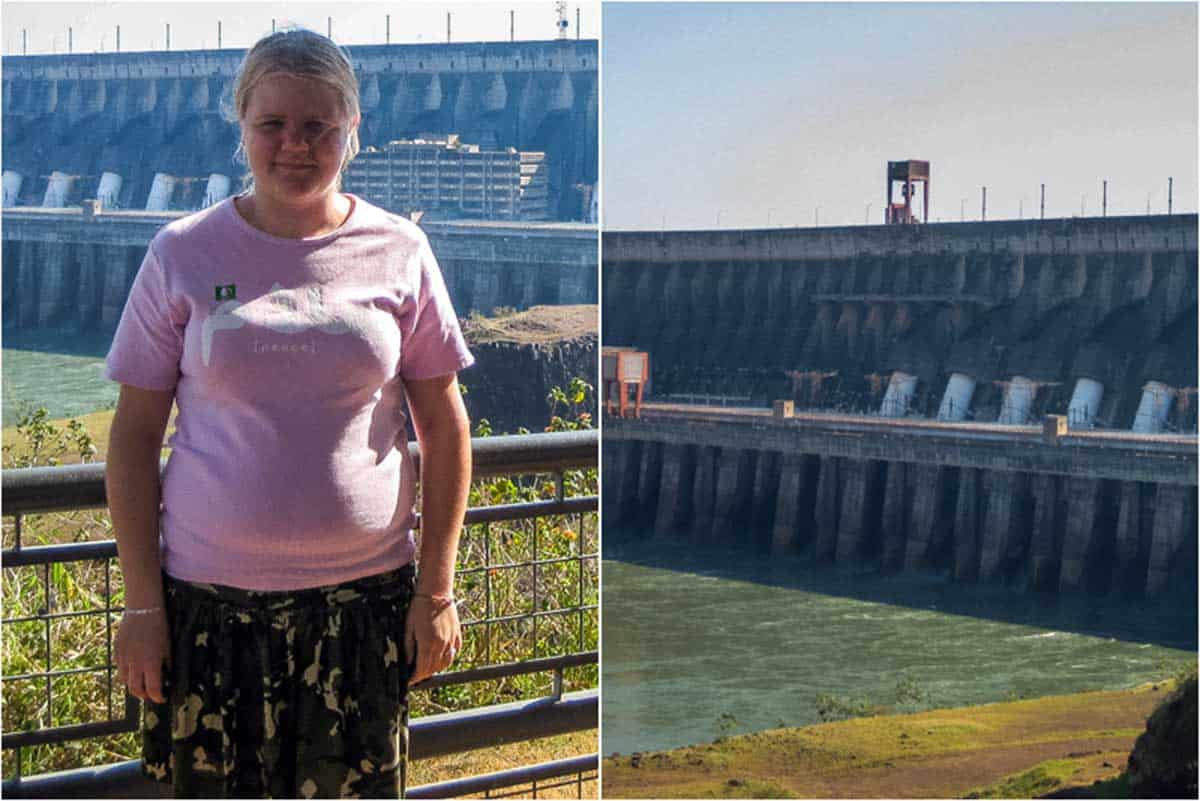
(603, 2, 1198, 230)
(2, 1, 600, 53)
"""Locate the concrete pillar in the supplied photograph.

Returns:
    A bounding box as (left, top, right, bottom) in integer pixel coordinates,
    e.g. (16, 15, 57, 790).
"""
(771, 452, 807, 554)
(953, 468, 981, 581)
(100, 247, 135, 328)
(691, 446, 718, 546)
(1029, 474, 1061, 592)
(835, 459, 875, 563)
(18, 240, 40, 329)
(1146, 483, 1191, 595)
(904, 465, 945, 570)
(635, 440, 663, 535)
(879, 461, 908, 570)
(978, 470, 1017, 580)
(1059, 477, 1101, 592)
(614, 440, 643, 532)
(77, 244, 100, 330)
(813, 456, 840, 562)
(37, 241, 67, 327)
(750, 451, 780, 551)
(712, 449, 745, 547)
(1112, 482, 1144, 594)
(654, 444, 694, 537)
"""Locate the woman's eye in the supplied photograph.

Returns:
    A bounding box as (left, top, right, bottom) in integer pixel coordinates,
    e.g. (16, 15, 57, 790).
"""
(306, 122, 329, 135)
(260, 120, 282, 129)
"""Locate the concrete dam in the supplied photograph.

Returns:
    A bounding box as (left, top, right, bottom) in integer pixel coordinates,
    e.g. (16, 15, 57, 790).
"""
(2, 208, 597, 333)
(603, 215, 1198, 596)
(2, 39, 597, 220)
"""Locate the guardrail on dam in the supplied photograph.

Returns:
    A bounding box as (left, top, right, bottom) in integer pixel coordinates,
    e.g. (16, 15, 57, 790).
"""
(603, 215, 1199, 597)
(1, 208, 597, 332)
(2, 40, 597, 220)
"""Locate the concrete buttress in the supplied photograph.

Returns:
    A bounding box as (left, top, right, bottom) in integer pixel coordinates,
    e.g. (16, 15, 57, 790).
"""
(1146, 482, 1191, 595)
(1059, 477, 1102, 592)
(953, 468, 982, 581)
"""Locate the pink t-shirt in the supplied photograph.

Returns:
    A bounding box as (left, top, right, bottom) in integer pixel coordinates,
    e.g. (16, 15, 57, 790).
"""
(105, 195, 474, 590)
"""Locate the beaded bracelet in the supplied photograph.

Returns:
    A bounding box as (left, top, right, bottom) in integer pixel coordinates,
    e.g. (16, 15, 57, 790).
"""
(413, 592, 460, 615)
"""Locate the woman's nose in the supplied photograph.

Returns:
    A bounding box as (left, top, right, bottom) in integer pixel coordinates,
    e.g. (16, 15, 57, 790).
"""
(281, 125, 309, 150)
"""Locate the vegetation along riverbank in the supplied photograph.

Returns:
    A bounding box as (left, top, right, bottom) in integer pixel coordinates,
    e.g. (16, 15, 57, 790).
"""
(602, 675, 1195, 799)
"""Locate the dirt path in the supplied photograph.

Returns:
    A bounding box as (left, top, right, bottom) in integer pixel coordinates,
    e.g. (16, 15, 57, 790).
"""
(602, 685, 1166, 798)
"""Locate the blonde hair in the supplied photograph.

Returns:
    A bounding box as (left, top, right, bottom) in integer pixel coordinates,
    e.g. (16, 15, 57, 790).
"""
(227, 28, 361, 188)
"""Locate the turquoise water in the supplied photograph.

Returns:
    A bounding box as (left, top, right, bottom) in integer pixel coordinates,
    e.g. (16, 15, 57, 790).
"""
(2, 332, 117, 426)
(601, 537, 1197, 756)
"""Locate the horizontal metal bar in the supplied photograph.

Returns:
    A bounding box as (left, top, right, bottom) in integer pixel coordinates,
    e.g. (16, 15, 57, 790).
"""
(3, 664, 111, 683)
(411, 689, 596, 760)
(456, 551, 599, 575)
(460, 605, 599, 629)
(408, 754, 597, 799)
(417, 651, 597, 690)
(1, 430, 597, 515)
(2, 715, 138, 751)
(465, 494, 596, 524)
(1, 690, 598, 798)
(1, 498, 597, 569)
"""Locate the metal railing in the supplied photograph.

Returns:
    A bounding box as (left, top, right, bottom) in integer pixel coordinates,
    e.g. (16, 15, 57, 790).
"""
(2, 430, 598, 798)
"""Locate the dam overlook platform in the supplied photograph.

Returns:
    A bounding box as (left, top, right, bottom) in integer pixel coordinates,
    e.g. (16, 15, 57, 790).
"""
(603, 214, 1198, 598)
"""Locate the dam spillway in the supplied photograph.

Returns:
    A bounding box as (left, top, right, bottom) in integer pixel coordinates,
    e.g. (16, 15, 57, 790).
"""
(603, 215, 1199, 597)
(1, 40, 597, 220)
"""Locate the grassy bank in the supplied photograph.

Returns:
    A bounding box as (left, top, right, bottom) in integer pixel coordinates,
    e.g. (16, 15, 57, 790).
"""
(602, 682, 1174, 799)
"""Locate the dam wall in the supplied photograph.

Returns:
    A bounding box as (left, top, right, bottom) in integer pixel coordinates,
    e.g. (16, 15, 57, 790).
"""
(603, 216, 1198, 433)
(604, 411, 1198, 597)
(1, 209, 597, 333)
(2, 40, 597, 219)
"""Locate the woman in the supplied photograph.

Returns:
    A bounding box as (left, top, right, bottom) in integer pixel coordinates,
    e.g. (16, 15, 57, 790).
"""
(105, 28, 473, 798)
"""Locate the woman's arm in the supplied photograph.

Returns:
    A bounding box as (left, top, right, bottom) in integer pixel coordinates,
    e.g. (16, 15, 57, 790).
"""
(106, 384, 175, 704)
(403, 372, 471, 685)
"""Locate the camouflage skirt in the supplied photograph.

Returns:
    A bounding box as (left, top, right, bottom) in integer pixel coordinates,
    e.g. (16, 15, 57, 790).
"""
(142, 565, 416, 799)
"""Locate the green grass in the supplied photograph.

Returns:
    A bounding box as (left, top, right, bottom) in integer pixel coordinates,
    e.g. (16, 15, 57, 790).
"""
(2, 397, 598, 781)
(963, 758, 1082, 798)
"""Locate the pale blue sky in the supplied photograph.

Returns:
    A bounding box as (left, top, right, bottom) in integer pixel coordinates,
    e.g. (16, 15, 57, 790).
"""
(603, 2, 1198, 230)
(3, 1, 599, 53)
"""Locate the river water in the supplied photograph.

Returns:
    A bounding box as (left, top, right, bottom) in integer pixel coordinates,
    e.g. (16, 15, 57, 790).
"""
(2, 332, 117, 427)
(602, 536, 1197, 756)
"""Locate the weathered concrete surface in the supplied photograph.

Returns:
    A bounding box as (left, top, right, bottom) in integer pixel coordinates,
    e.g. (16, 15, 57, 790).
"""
(1, 209, 597, 331)
(3, 41, 597, 219)
(607, 412, 1197, 596)
(604, 216, 1198, 433)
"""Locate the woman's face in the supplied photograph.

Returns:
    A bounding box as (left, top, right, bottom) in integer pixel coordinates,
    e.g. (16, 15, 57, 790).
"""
(240, 72, 358, 207)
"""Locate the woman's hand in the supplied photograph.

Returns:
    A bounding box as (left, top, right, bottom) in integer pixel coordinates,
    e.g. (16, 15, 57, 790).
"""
(114, 608, 171, 704)
(404, 596, 462, 686)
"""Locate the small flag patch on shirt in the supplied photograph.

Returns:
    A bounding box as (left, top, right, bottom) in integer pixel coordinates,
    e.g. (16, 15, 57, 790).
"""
(215, 284, 236, 301)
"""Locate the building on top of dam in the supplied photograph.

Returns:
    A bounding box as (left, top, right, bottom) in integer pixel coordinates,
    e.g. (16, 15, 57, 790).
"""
(342, 135, 551, 221)
(1, 39, 597, 220)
